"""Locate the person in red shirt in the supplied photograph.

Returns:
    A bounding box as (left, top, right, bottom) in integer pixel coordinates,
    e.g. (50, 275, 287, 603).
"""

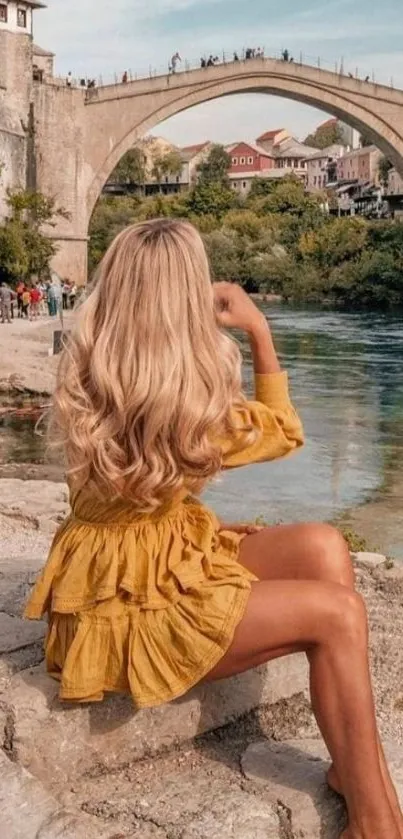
(29, 284, 42, 321)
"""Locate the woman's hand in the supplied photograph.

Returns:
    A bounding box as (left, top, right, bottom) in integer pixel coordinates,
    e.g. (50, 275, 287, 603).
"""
(219, 522, 264, 536)
(213, 282, 268, 335)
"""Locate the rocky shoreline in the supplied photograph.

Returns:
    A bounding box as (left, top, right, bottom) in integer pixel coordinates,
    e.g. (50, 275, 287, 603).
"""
(0, 313, 74, 397)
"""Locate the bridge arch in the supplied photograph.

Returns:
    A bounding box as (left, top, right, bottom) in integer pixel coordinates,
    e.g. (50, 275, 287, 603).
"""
(85, 62, 403, 220)
(36, 58, 403, 283)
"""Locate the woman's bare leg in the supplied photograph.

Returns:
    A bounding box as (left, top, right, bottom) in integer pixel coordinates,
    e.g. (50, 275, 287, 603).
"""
(237, 521, 355, 587)
(235, 522, 401, 822)
(206, 579, 400, 838)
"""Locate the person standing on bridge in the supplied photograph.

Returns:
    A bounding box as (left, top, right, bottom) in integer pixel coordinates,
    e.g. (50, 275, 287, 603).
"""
(24, 218, 403, 839)
(122, 71, 128, 84)
(170, 52, 181, 73)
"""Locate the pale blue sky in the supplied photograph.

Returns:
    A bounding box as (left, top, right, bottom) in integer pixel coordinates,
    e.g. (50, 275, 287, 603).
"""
(34, 0, 403, 145)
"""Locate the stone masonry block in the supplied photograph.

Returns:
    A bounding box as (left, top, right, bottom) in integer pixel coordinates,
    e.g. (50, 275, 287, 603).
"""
(1, 655, 308, 787)
(0, 750, 118, 839)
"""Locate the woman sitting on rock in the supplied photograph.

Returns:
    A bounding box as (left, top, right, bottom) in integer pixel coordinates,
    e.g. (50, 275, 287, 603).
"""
(25, 219, 402, 839)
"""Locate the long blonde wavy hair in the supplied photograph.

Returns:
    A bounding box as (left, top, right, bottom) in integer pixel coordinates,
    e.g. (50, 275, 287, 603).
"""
(53, 219, 245, 510)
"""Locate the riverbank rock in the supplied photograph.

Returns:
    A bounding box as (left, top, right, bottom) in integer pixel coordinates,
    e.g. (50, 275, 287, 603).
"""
(0, 750, 121, 839)
(242, 738, 403, 837)
(0, 479, 69, 532)
(0, 655, 308, 788)
(353, 551, 387, 568)
(0, 316, 73, 396)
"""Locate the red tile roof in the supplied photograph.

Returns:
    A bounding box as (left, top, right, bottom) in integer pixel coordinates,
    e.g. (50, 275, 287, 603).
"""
(181, 142, 210, 155)
(256, 128, 285, 142)
(318, 118, 338, 129)
(230, 141, 274, 157)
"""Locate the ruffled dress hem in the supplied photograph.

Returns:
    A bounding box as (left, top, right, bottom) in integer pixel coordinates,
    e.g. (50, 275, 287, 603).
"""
(48, 583, 252, 708)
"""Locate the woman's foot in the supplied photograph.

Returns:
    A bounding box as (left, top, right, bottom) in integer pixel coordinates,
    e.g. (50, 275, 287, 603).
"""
(329, 764, 403, 838)
(326, 755, 403, 839)
(340, 821, 401, 839)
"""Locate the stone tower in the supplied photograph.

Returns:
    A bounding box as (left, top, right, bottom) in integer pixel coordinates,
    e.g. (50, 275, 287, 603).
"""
(0, 0, 45, 218)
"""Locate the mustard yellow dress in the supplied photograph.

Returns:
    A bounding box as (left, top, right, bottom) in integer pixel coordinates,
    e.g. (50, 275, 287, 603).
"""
(25, 372, 303, 708)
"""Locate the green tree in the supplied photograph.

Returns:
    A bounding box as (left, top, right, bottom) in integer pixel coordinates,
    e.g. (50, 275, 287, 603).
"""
(161, 150, 183, 180)
(6, 189, 68, 228)
(88, 195, 141, 273)
(186, 181, 236, 219)
(330, 251, 403, 308)
(248, 177, 282, 199)
(304, 121, 344, 150)
(151, 149, 183, 192)
(378, 156, 392, 189)
(0, 222, 29, 279)
(298, 217, 368, 268)
(223, 209, 265, 241)
(0, 189, 68, 282)
(203, 229, 240, 280)
(113, 148, 147, 190)
(86, 171, 403, 310)
(197, 144, 231, 187)
(367, 219, 403, 256)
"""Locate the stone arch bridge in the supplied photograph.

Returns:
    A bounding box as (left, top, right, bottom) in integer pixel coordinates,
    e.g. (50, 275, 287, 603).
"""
(32, 57, 403, 283)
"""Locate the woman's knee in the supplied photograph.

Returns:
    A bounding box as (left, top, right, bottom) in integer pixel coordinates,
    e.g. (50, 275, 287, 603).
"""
(324, 587, 368, 646)
(301, 522, 354, 587)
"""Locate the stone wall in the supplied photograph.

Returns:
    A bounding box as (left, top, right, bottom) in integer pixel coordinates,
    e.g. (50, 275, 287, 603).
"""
(0, 29, 32, 222)
(0, 100, 26, 219)
(32, 83, 89, 282)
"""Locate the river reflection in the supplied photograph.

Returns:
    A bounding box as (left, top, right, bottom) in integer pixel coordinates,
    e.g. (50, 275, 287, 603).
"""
(205, 306, 403, 558)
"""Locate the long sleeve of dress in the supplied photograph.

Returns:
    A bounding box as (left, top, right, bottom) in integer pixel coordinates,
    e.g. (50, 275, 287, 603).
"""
(218, 371, 304, 469)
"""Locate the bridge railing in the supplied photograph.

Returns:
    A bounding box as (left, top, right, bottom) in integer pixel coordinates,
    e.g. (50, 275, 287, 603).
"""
(51, 48, 396, 92)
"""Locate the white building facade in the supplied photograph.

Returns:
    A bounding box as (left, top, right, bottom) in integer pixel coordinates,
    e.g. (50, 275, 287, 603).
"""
(0, 0, 43, 34)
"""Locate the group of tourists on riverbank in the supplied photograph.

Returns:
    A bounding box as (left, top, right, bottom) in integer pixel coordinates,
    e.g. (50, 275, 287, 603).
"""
(0, 278, 77, 324)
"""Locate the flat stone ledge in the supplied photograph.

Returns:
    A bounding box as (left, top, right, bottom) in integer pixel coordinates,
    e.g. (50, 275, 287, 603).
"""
(1, 655, 308, 787)
(0, 613, 46, 654)
(352, 551, 387, 568)
(242, 738, 403, 838)
(0, 750, 118, 839)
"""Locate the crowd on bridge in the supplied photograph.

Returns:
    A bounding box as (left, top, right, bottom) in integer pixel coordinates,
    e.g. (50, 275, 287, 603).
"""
(64, 45, 376, 90)
(0, 279, 77, 324)
(65, 45, 296, 89)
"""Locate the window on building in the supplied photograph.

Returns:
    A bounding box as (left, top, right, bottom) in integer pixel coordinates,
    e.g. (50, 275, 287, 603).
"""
(232, 157, 238, 165)
(242, 181, 247, 189)
(314, 176, 317, 186)
(232, 182, 237, 189)
(0, 4, 7, 22)
(240, 157, 246, 165)
(17, 8, 27, 27)
(247, 156, 253, 165)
